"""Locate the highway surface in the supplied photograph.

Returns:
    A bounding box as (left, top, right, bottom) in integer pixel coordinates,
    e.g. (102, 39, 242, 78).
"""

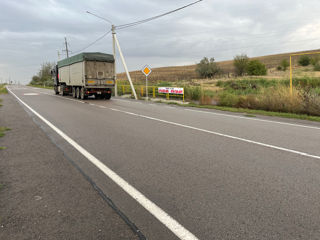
(7, 85, 320, 239)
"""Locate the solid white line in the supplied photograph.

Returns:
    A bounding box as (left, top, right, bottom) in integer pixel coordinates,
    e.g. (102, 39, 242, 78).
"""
(7, 87, 199, 240)
(109, 107, 320, 160)
(185, 108, 320, 130)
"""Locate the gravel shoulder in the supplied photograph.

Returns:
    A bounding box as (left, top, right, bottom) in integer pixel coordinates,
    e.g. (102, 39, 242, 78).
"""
(0, 93, 140, 240)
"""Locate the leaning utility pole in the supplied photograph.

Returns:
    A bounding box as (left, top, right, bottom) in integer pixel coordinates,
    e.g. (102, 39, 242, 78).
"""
(112, 25, 118, 97)
(64, 37, 69, 58)
(113, 32, 138, 100)
(86, 0, 202, 101)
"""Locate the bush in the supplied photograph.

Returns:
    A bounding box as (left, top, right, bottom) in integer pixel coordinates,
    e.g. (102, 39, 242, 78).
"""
(233, 54, 249, 76)
(314, 63, 320, 71)
(30, 62, 55, 86)
(217, 92, 239, 107)
(298, 56, 311, 66)
(246, 60, 267, 76)
(280, 59, 289, 71)
(277, 66, 282, 71)
(184, 86, 201, 101)
(196, 57, 221, 78)
(311, 56, 320, 66)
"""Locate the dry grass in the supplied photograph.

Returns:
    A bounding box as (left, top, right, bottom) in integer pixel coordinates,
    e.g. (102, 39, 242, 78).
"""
(117, 49, 320, 84)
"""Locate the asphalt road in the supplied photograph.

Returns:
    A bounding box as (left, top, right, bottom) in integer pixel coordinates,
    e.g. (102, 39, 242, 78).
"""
(7, 85, 320, 239)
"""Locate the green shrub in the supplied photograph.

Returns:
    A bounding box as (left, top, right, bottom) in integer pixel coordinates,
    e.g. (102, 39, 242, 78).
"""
(280, 59, 289, 71)
(277, 66, 282, 71)
(298, 56, 311, 66)
(217, 92, 239, 107)
(314, 63, 320, 71)
(247, 60, 267, 76)
(233, 54, 249, 76)
(184, 86, 201, 101)
(237, 95, 259, 109)
(196, 57, 221, 78)
(311, 56, 320, 66)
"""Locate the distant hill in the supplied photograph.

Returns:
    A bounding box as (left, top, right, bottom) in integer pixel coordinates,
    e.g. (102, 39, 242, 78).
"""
(117, 49, 320, 83)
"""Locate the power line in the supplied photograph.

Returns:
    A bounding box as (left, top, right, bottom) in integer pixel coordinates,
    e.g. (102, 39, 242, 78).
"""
(86, 11, 113, 25)
(71, 30, 112, 55)
(115, 0, 203, 30)
(72, 1, 203, 56)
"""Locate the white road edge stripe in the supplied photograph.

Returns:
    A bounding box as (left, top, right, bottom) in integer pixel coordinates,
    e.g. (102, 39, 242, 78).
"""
(109, 107, 320, 160)
(7, 87, 199, 240)
(185, 108, 320, 130)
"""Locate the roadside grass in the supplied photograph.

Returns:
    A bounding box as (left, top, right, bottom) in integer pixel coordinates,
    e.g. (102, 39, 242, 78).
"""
(0, 127, 10, 150)
(0, 84, 8, 94)
(185, 103, 320, 122)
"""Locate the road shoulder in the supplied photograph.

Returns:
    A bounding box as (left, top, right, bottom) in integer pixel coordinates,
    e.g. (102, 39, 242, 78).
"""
(0, 93, 139, 240)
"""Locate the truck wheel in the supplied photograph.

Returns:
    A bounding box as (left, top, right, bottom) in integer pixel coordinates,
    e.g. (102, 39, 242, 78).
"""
(61, 86, 65, 96)
(80, 87, 86, 100)
(105, 92, 111, 100)
(54, 86, 59, 95)
(72, 87, 76, 98)
(76, 87, 80, 99)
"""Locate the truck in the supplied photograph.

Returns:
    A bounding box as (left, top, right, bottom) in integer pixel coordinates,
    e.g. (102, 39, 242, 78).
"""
(51, 52, 115, 100)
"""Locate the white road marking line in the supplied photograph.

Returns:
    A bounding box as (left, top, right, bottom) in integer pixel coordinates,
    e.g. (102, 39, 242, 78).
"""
(24, 93, 39, 96)
(113, 98, 142, 104)
(89, 103, 95, 106)
(99, 106, 107, 109)
(185, 108, 320, 130)
(21, 86, 320, 159)
(109, 107, 320, 160)
(7, 87, 199, 240)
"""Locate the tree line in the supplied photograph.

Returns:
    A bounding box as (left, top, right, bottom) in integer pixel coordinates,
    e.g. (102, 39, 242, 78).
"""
(196, 54, 320, 79)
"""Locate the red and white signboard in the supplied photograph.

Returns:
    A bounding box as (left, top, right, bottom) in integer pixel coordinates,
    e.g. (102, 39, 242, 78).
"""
(158, 87, 184, 95)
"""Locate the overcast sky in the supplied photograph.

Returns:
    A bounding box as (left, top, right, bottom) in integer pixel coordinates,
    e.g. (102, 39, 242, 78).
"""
(1, 0, 320, 84)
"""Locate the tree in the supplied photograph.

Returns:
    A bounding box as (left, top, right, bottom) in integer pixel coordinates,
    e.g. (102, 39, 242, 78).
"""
(247, 60, 267, 76)
(280, 59, 289, 71)
(196, 57, 221, 78)
(298, 55, 311, 66)
(233, 54, 249, 76)
(29, 62, 55, 86)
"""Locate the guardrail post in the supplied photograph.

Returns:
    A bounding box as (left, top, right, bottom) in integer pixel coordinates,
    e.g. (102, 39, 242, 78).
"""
(141, 86, 143, 97)
(166, 93, 169, 100)
(153, 87, 155, 98)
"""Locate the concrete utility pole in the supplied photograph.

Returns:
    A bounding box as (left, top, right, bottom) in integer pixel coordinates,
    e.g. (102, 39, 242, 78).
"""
(64, 37, 69, 58)
(112, 25, 118, 97)
(114, 33, 138, 100)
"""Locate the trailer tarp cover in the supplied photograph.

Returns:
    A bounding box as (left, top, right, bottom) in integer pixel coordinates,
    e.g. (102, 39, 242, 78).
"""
(58, 52, 114, 68)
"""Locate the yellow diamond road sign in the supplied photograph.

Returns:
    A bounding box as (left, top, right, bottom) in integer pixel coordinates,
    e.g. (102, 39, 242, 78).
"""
(142, 65, 152, 76)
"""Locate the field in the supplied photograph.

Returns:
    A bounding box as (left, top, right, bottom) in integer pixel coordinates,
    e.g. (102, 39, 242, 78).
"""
(117, 49, 320, 84)
(116, 49, 320, 117)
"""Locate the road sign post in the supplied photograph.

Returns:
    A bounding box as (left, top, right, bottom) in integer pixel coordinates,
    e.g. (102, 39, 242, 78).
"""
(142, 65, 152, 101)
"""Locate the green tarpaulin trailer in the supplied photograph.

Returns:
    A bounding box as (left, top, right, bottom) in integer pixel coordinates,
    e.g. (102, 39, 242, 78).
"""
(52, 52, 115, 100)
